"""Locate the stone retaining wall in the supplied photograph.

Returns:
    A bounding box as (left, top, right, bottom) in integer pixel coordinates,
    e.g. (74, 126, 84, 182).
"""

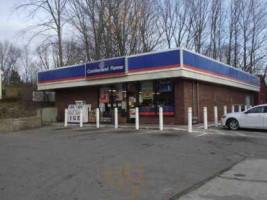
(0, 116, 41, 133)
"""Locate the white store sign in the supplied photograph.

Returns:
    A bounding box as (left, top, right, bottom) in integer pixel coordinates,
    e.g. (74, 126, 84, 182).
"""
(129, 108, 136, 118)
(67, 110, 82, 123)
(67, 101, 90, 123)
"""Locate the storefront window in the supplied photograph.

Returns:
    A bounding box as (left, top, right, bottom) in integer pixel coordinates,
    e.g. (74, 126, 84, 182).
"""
(99, 86, 112, 123)
(156, 79, 175, 116)
(139, 81, 156, 116)
(128, 82, 139, 121)
(113, 84, 127, 117)
(138, 80, 174, 116)
(99, 84, 125, 123)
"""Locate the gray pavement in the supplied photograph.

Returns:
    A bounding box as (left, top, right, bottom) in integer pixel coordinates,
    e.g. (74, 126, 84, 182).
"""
(0, 125, 267, 200)
(179, 159, 267, 200)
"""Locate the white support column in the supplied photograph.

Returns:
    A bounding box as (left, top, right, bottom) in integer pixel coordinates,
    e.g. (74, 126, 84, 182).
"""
(203, 107, 208, 130)
(223, 106, 227, 115)
(232, 105, 235, 113)
(238, 105, 242, 112)
(64, 109, 68, 127)
(214, 106, 218, 127)
(79, 111, 83, 128)
(244, 105, 248, 111)
(135, 107, 139, 130)
(114, 107, 118, 129)
(188, 107, 192, 133)
(96, 108, 100, 128)
(159, 107, 163, 131)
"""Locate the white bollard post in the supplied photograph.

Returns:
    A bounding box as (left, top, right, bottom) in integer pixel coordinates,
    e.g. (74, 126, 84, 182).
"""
(214, 106, 218, 127)
(96, 108, 100, 128)
(223, 106, 227, 115)
(135, 107, 139, 130)
(244, 105, 248, 111)
(203, 107, 208, 130)
(232, 105, 235, 113)
(238, 105, 242, 112)
(114, 107, 118, 129)
(64, 109, 68, 127)
(188, 107, 192, 133)
(80, 111, 83, 128)
(159, 107, 163, 131)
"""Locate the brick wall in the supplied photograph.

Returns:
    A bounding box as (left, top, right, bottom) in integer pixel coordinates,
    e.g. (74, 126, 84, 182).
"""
(256, 75, 267, 104)
(55, 86, 98, 121)
(185, 80, 255, 123)
(55, 79, 257, 124)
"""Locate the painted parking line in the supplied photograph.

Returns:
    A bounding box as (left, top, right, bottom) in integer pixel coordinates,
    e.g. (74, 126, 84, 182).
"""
(196, 132, 209, 137)
(213, 130, 226, 135)
(231, 131, 246, 137)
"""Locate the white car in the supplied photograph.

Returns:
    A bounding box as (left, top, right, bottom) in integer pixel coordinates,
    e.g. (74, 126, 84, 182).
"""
(221, 104, 267, 130)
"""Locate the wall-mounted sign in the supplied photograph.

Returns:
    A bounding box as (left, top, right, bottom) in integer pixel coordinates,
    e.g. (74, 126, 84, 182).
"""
(86, 57, 126, 79)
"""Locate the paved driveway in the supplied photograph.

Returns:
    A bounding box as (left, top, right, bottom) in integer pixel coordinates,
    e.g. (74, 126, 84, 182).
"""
(0, 126, 267, 200)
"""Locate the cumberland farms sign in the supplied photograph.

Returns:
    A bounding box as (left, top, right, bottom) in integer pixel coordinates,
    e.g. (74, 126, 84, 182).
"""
(86, 57, 126, 79)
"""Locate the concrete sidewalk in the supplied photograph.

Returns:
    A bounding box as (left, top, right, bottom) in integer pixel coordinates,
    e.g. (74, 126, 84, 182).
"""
(179, 159, 267, 200)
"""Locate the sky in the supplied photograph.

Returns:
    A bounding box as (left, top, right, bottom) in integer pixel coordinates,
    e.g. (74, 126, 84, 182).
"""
(0, 0, 31, 46)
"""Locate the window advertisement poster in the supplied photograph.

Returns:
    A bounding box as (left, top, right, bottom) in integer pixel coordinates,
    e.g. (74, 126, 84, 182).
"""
(99, 87, 110, 103)
(141, 81, 154, 100)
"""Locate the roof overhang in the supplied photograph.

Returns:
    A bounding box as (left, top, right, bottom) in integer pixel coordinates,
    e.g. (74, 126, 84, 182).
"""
(38, 67, 259, 92)
(38, 48, 260, 92)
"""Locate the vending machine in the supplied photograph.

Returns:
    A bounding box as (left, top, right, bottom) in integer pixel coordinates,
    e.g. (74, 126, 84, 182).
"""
(67, 101, 91, 123)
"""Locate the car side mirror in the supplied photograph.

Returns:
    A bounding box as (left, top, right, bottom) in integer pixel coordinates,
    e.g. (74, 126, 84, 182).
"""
(244, 111, 248, 114)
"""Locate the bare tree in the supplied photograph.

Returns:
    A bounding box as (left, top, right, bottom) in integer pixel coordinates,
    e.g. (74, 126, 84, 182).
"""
(172, 0, 192, 48)
(246, 0, 267, 74)
(207, 0, 225, 60)
(63, 39, 85, 65)
(137, 0, 162, 52)
(158, 0, 177, 49)
(0, 41, 21, 84)
(68, 0, 91, 61)
(188, 0, 210, 53)
(10, 0, 267, 78)
(20, 45, 32, 83)
(36, 45, 53, 71)
(15, 0, 68, 67)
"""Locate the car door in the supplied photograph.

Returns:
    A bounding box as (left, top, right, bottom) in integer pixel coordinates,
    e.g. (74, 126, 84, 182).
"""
(263, 106, 267, 130)
(239, 106, 264, 129)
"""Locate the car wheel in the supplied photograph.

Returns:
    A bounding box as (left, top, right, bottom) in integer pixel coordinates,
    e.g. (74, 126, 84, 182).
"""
(227, 118, 239, 130)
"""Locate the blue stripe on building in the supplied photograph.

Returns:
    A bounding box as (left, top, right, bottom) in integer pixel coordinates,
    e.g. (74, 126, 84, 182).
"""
(183, 50, 260, 86)
(128, 50, 180, 72)
(37, 48, 260, 87)
(38, 64, 85, 83)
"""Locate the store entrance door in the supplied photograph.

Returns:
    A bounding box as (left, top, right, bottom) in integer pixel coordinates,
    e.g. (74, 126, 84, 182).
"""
(98, 84, 127, 124)
(127, 82, 139, 123)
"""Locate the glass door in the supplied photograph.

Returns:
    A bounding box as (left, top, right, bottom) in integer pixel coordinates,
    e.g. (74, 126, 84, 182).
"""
(127, 82, 139, 123)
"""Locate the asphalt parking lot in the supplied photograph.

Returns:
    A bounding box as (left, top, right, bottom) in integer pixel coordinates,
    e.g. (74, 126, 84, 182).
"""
(0, 125, 267, 200)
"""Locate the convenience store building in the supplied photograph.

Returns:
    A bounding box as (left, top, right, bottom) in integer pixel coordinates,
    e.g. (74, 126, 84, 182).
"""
(37, 48, 260, 125)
